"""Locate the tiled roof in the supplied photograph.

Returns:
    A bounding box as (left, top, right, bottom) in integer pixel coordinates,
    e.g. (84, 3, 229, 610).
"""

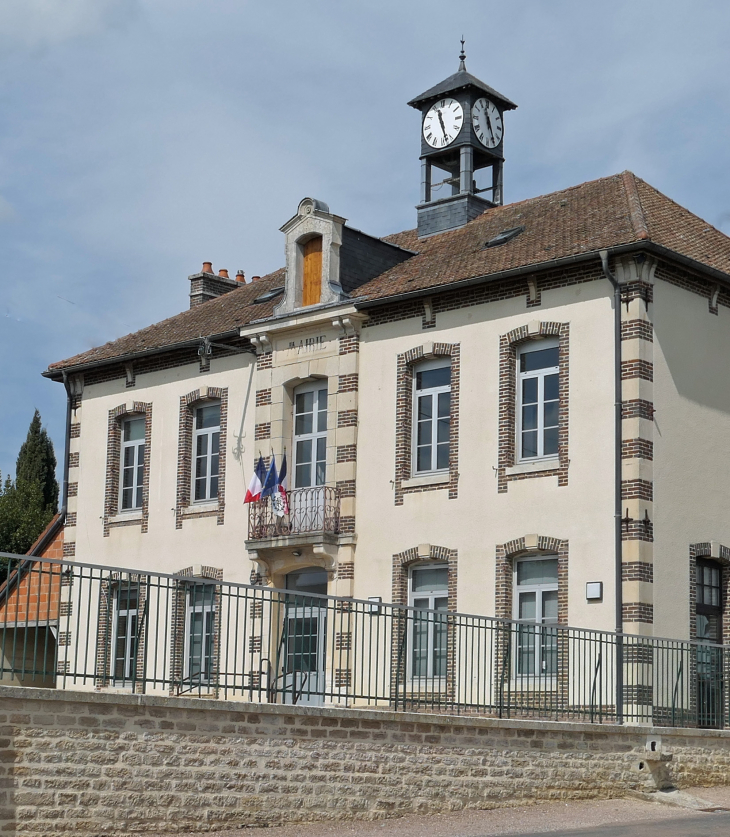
(47, 172, 730, 374)
(46, 269, 285, 373)
(362, 171, 730, 302)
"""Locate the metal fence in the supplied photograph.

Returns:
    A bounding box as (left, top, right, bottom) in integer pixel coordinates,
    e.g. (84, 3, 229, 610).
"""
(0, 552, 727, 728)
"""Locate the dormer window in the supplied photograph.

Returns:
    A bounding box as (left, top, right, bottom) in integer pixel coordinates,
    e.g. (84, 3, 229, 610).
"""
(302, 236, 323, 306)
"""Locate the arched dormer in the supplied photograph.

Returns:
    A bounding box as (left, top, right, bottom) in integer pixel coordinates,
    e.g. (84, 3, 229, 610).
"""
(276, 197, 346, 316)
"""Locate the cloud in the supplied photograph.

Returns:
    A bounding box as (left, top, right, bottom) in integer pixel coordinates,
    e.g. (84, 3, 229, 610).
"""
(0, 0, 138, 50)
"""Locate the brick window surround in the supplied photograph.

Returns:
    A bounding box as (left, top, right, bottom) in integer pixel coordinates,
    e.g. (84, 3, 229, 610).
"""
(95, 573, 149, 693)
(176, 387, 228, 529)
(169, 566, 224, 696)
(495, 535, 569, 625)
(497, 322, 569, 493)
(391, 544, 458, 705)
(689, 543, 730, 642)
(394, 342, 460, 505)
(103, 402, 152, 536)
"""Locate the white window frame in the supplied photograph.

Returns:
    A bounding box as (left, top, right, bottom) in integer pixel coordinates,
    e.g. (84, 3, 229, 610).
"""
(516, 338, 560, 463)
(192, 401, 221, 503)
(292, 382, 328, 489)
(111, 582, 139, 686)
(183, 584, 216, 685)
(407, 564, 449, 684)
(412, 359, 451, 476)
(119, 416, 145, 512)
(512, 555, 559, 680)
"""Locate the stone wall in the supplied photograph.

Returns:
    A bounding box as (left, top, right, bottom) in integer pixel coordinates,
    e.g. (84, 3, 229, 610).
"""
(1, 686, 730, 835)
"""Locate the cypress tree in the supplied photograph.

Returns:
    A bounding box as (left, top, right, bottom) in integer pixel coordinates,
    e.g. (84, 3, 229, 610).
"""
(0, 411, 59, 574)
(16, 408, 59, 512)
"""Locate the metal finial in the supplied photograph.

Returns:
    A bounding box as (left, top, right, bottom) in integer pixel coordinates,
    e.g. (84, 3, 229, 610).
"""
(459, 37, 466, 71)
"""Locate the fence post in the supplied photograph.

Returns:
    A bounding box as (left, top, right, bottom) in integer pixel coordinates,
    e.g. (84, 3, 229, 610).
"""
(615, 632, 624, 724)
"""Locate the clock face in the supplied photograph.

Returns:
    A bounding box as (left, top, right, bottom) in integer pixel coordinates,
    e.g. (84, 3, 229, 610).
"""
(472, 98, 503, 149)
(423, 98, 464, 148)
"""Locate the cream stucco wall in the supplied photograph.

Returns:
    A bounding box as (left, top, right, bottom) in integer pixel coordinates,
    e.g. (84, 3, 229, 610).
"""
(71, 353, 258, 586)
(652, 276, 730, 639)
(67, 275, 648, 637)
(354, 278, 617, 632)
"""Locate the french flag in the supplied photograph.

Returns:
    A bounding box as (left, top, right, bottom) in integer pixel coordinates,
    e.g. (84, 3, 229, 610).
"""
(244, 455, 266, 504)
(274, 453, 289, 517)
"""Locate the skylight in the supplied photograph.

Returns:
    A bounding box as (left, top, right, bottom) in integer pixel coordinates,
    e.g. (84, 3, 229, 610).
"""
(484, 226, 525, 249)
(252, 287, 284, 304)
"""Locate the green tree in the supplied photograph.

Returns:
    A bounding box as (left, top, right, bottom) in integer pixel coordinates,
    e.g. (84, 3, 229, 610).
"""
(0, 411, 59, 576)
(16, 409, 59, 512)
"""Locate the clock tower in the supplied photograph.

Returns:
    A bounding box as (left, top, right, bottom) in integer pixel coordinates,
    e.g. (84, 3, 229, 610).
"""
(408, 42, 517, 238)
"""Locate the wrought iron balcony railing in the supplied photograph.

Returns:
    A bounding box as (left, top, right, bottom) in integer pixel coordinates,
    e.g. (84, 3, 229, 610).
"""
(247, 486, 340, 540)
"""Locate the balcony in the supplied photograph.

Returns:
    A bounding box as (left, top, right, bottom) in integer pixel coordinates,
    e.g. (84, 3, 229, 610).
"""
(247, 486, 341, 541)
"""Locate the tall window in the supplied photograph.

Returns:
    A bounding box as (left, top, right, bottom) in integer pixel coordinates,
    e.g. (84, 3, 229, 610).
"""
(112, 582, 139, 685)
(185, 584, 216, 685)
(302, 236, 322, 307)
(413, 361, 451, 474)
(513, 556, 558, 677)
(696, 560, 722, 643)
(193, 403, 220, 501)
(120, 417, 145, 510)
(517, 339, 559, 461)
(409, 565, 448, 681)
(294, 384, 328, 488)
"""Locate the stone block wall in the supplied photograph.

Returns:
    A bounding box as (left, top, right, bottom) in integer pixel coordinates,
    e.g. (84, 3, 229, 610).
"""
(1, 686, 730, 835)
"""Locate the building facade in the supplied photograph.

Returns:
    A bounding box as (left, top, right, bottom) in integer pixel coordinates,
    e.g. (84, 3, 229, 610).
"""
(36, 58, 730, 715)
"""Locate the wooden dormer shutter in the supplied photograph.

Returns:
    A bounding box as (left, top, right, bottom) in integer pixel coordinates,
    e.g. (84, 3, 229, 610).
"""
(302, 237, 322, 306)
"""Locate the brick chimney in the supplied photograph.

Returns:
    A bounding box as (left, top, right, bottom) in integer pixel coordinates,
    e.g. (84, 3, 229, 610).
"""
(189, 262, 240, 308)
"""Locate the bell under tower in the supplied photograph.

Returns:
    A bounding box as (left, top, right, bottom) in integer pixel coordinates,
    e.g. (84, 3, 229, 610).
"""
(408, 43, 517, 238)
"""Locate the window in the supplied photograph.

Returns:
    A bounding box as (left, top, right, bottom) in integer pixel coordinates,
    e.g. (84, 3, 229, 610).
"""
(294, 384, 328, 488)
(413, 361, 451, 474)
(184, 584, 216, 685)
(193, 403, 220, 502)
(408, 565, 448, 681)
(513, 557, 559, 677)
(696, 560, 722, 643)
(112, 582, 139, 685)
(302, 236, 322, 306)
(517, 339, 559, 461)
(120, 417, 145, 510)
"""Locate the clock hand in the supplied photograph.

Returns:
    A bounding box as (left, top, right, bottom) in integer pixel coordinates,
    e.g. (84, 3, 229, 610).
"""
(485, 113, 495, 143)
(437, 109, 447, 138)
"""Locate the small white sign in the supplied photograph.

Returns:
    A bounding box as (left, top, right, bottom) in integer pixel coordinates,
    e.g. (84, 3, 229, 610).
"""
(586, 581, 603, 601)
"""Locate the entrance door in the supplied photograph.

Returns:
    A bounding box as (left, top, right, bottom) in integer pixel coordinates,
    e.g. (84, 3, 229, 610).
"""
(280, 568, 328, 706)
(292, 384, 328, 531)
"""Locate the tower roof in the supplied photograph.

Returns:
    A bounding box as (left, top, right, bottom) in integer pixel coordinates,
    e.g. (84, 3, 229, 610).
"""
(408, 68, 517, 110)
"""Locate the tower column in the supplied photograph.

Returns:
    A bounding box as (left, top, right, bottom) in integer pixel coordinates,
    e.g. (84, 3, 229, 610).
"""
(460, 146, 473, 194)
(420, 159, 432, 203)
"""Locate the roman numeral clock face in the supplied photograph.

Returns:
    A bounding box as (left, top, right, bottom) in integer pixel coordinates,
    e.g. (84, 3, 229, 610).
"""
(423, 98, 464, 148)
(472, 98, 503, 148)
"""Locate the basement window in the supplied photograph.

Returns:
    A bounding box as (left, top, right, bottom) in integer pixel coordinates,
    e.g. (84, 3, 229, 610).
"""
(252, 287, 284, 304)
(484, 226, 525, 249)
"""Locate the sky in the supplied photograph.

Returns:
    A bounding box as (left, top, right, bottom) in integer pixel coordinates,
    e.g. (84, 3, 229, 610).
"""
(1, 0, 730, 481)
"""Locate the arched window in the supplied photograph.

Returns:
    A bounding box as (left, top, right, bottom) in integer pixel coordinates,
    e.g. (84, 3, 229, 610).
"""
(120, 415, 145, 511)
(193, 401, 221, 502)
(517, 338, 559, 461)
(302, 236, 322, 306)
(513, 555, 559, 677)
